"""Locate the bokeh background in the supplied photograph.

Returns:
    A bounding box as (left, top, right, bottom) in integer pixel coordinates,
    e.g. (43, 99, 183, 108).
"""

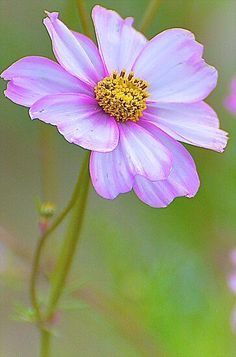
(0, 0, 236, 356)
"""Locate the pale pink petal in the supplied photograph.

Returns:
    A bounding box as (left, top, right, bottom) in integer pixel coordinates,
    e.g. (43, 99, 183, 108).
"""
(144, 101, 228, 152)
(92, 5, 147, 74)
(30, 94, 119, 152)
(44, 12, 105, 85)
(132, 29, 217, 103)
(89, 122, 173, 200)
(224, 78, 236, 114)
(118, 122, 172, 181)
(1, 56, 92, 107)
(90, 144, 134, 199)
(228, 275, 236, 294)
(134, 123, 200, 208)
(72, 31, 106, 75)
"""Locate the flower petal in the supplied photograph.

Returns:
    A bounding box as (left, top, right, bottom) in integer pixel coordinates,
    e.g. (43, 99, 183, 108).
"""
(132, 29, 217, 103)
(134, 123, 200, 208)
(89, 122, 173, 200)
(90, 144, 134, 199)
(44, 12, 105, 85)
(92, 5, 147, 74)
(30, 94, 119, 152)
(118, 122, 172, 181)
(144, 101, 228, 152)
(224, 78, 236, 114)
(1, 56, 92, 107)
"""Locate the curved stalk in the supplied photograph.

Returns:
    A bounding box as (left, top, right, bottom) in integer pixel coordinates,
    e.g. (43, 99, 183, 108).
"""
(46, 159, 90, 320)
(40, 329, 51, 357)
(30, 153, 89, 323)
(39, 155, 90, 355)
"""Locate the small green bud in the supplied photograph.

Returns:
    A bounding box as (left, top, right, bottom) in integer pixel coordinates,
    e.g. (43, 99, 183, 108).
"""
(39, 202, 56, 219)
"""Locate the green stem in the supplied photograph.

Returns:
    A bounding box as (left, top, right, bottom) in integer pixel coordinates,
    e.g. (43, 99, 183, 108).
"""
(40, 329, 51, 357)
(46, 154, 90, 321)
(30, 153, 89, 322)
(77, 0, 92, 37)
(139, 0, 163, 33)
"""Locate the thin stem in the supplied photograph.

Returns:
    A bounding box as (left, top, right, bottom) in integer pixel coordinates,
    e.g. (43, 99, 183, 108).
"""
(30, 153, 89, 322)
(77, 0, 92, 37)
(40, 329, 51, 357)
(46, 155, 90, 320)
(139, 0, 163, 33)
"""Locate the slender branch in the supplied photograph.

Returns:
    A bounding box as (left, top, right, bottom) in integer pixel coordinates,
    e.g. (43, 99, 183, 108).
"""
(37, 154, 90, 355)
(40, 329, 51, 357)
(140, 0, 163, 33)
(46, 155, 90, 321)
(30, 152, 89, 322)
(77, 0, 92, 37)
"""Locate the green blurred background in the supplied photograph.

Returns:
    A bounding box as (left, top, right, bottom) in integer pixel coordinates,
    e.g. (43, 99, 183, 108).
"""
(0, 0, 236, 356)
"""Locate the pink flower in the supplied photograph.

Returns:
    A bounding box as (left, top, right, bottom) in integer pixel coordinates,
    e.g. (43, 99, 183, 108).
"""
(1, 6, 228, 207)
(224, 77, 236, 114)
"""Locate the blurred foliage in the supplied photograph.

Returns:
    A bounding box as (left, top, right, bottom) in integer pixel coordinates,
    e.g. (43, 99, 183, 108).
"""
(0, 0, 236, 356)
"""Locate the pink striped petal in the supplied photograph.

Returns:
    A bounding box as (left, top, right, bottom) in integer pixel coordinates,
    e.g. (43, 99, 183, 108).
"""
(92, 5, 147, 74)
(44, 12, 105, 85)
(224, 78, 236, 114)
(89, 122, 172, 200)
(30, 94, 119, 152)
(1, 56, 91, 107)
(228, 275, 236, 294)
(134, 124, 200, 208)
(133, 29, 217, 103)
(118, 122, 172, 181)
(90, 144, 134, 200)
(144, 101, 228, 152)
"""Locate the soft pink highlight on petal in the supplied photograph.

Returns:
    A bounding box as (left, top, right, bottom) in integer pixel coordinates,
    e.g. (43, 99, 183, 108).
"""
(133, 29, 217, 103)
(90, 145, 134, 199)
(3, 81, 38, 107)
(30, 94, 119, 152)
(72, 31, 107, 75)
(144, 101, 228, 152)
(133, 123, 200, 208)
(224, 78, 236, 114)
(92, 5, 147, 74)
(44, 11, 105, 85)
(119, 122, 172, 181)
(228, 275, 236, 294)
(1, 56, 92, 107)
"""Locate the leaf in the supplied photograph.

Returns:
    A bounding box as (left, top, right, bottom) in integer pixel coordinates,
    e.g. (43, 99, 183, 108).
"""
(12, 304, 37, 323)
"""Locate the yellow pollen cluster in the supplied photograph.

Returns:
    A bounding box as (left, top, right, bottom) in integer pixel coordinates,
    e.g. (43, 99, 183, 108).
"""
(94, 70, 149, 123)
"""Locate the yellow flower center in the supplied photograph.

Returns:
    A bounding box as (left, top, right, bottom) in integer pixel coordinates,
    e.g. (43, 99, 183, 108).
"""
(94, 70, 149, 123)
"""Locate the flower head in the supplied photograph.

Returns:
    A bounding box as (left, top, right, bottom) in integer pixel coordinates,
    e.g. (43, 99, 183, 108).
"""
(1, 6, 228, 207)
(224, 77, 236, 114)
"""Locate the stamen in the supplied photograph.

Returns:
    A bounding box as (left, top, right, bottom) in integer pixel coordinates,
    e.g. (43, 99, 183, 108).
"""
(128, 72, 134, 80)
(94, 70, 149, 123)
